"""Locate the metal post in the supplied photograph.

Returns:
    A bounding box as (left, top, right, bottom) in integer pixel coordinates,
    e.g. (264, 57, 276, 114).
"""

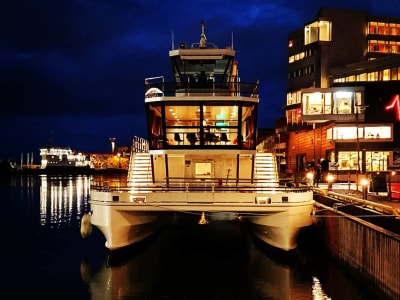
(356, 105, 359, 192)
(327, 174, 334, 191)
(388, 171, 393, 201)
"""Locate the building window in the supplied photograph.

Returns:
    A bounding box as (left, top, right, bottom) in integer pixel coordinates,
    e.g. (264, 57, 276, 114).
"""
(382, 69, 390, 81)
(331, 125, 391, 141)
(302, 93, 323, 114)
(324, 93, 332, 114)
(337, 151, 360, 170)
(305, 20, 332, 45)
(333, 91, 353, 114)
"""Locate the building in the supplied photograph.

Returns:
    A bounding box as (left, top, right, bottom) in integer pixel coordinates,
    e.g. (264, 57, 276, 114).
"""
(90, 146, 130, 170)
(283, 7, 400, 181)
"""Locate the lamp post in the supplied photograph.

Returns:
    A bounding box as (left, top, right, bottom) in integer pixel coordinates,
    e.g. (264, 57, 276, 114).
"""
(355, 103, 369, 189)
(356, 104, 360, 192)
(276, 133, 280, 175)
(110, 137, 116, 153)
(306, 171, 314, 187)
(327, 174, 334, 191)
(388, 170, 395, 201)
(361, 178, 368, 200)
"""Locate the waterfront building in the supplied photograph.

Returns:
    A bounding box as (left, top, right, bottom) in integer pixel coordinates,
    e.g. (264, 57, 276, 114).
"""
(283, 7, 400, 180)
(89, 146, 130, 170)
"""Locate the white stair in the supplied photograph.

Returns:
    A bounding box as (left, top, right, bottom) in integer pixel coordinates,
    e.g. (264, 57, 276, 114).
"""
(254, 153, 279, 187)
(127, 153, 152, 187)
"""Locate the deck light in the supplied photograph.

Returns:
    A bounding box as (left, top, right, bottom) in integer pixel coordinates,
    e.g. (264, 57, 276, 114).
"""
(361, 178, 368, 200)
(327, 174, 334, 191)
(306, 172, 314, 186)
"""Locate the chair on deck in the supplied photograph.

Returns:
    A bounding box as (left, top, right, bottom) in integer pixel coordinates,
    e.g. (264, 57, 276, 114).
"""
(205, 132, 219, 144)
(174, 133, 183, 145)
(220, 133, 230, 144)
(187, 133, 198, 146)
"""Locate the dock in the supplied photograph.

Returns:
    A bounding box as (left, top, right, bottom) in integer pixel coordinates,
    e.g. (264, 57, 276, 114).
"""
(312, 183, 400, 299)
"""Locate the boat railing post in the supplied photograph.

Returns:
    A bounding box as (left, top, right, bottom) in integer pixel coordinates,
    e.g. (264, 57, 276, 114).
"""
(185, 182, 189, 192)
(212, 77, 215, 96)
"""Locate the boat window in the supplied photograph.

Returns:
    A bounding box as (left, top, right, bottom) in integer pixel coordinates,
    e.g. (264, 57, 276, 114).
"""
(195, 162, 212, 178)
(147, 101, 257, 149)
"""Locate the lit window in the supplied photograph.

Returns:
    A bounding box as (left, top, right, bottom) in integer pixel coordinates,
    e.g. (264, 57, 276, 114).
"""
(304, 20, 332, 45)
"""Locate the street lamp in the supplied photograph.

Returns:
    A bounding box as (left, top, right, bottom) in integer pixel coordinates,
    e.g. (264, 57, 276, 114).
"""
(117, 152, 121, 168)
(306, 171, 314, 187)
(388, 170, 395, 200)
(361, 178, 368, 200)
(355, 103, 369, 190)
(327, 174, 334, 191)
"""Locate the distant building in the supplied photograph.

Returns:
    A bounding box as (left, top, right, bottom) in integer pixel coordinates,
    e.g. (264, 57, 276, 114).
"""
(282, 7, 400, 179)
(90, 146, 130, 170)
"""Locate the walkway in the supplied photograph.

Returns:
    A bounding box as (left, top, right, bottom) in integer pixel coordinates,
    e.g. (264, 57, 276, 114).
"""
(315, 182, 400, 212)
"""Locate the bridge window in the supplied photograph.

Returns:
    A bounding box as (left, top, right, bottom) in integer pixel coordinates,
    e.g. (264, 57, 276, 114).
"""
(147, 101, 257, 149)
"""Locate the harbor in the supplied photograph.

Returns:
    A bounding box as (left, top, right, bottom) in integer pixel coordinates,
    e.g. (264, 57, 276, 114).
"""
(310, 182, 400, 299)
(2, 3, 400, 298)
(0, 173, 397, 299)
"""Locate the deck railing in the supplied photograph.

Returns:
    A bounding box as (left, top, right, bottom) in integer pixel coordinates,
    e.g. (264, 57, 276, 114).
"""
(145, 80, 259, 98)
(91, 177, 311, 193)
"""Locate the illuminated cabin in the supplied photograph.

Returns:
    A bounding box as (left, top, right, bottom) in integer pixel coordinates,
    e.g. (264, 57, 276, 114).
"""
(88, 21, 314, 253)
(146, 49, 258, 151)
(143, 21, 260, 184)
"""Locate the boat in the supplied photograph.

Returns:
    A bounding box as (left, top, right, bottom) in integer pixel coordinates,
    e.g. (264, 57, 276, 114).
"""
(39, 147, 94, 174)
(86, 20, 315, 251)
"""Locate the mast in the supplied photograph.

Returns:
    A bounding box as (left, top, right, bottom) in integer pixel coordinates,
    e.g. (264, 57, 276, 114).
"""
(199, 19, 207, 48)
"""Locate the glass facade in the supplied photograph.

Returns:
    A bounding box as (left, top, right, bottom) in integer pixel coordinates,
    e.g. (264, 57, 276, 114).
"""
(147, 101, 257, 150)
(334, 151, 390, 172)
(302, 90, 363, 116)
(304, 20, 332, 45)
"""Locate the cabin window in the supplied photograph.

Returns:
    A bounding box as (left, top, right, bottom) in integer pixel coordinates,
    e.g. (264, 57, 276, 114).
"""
(195, 162, 212, 178)
(147, 101, 257, 149)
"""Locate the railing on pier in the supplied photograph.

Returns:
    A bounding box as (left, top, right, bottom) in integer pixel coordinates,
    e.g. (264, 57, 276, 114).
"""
(315, 189, 399, 216)
(313, 194, 400, 299)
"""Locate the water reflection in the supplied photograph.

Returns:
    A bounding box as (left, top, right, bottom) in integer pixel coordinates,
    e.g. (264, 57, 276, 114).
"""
(37, 174, 127, 227)
(39, 175, 90, 226)
(82, 219, 334, 300)
(3, 174, 381, 299)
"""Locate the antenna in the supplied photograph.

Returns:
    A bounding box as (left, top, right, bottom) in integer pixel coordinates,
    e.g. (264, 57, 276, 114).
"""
(171, 30, 174, 50)
(231, 31, 234, 50)
(200, 19, 207, 48)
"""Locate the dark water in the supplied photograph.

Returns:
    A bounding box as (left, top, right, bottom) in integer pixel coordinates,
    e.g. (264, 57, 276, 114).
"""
(0, 174, 389, 299)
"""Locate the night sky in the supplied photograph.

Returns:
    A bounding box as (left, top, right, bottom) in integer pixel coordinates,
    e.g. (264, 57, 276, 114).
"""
(1, 0, 400, 160)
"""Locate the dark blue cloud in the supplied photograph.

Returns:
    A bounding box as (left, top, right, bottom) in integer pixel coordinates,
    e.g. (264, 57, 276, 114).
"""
(1, 0, 399, 159)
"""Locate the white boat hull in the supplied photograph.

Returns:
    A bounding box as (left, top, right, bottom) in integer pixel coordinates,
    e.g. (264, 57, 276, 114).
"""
(241, 203, 315, 250)
(90, 202, 166, 250)
(89, 189, 314, 251)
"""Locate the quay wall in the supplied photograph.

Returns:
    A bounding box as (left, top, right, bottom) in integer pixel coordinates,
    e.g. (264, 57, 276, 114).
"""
(314, 202, 400, 299)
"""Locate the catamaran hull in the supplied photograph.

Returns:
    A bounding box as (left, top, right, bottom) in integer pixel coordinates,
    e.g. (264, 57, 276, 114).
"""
(90, 203, 166, 250)
(89, 190, 314, 251)
(242, 203, 315, 251)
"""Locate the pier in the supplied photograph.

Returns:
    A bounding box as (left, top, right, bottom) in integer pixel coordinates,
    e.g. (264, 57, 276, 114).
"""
(312, 183, 400, 299)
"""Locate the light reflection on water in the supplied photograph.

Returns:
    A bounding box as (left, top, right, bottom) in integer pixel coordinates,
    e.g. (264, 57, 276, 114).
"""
(0, 174, 386, 299)
(82, 217, 350, 300)
(39, 175, 91, 226)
